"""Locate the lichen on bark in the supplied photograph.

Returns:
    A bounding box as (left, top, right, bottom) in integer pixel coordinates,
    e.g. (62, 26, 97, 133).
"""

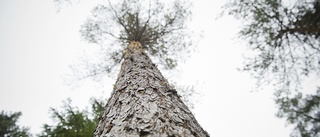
(94, 41, 209, 137)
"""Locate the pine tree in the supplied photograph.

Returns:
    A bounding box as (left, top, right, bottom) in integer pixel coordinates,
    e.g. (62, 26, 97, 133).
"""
(94, 41, 209, 136)
(0, 111, 31, 137)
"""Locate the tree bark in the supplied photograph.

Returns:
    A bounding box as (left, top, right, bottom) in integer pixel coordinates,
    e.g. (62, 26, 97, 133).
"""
(94, 41, 209, 137)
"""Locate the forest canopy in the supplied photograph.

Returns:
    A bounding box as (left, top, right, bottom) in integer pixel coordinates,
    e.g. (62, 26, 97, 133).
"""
(222, 0, 320, 136)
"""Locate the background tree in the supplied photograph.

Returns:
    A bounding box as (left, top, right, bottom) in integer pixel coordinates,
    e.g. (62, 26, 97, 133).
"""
(276, 88, 320, 137)
(0, 111, 31, 137)
(222, 0, 320, 136)
(39, 98, 105, 137)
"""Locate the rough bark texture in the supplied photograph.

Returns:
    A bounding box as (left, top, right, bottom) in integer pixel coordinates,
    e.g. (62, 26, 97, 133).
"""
(94, 42, 209, 137)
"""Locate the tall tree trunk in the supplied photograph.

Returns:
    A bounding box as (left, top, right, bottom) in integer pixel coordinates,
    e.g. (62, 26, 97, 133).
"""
(94, 42, 209, 137)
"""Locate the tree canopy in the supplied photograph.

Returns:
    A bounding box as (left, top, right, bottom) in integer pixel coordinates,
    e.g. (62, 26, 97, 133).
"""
(71, 0, 197, 109)
(276, 88, 320, 137)
(223, 0, 320, 91)
(79, 0, 193, 78)
(0, 111, 31, 137)
(38, 98, 104, 137)
(222, 0, 320, 136)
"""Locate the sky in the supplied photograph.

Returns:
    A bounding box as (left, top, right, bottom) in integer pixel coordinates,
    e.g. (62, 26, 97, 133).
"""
(0, 0, 294, 136)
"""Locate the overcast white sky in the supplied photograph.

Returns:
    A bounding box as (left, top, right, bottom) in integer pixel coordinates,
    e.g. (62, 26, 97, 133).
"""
(0, 0, 293, 136)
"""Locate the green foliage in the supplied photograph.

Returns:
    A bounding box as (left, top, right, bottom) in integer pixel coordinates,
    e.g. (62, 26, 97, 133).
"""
(276, 88, 320, 137)
(38, 98, 105, 137)
(79, 0, 193, 78)
(223, 0, 320, 91)
(222, 0, 320, 136)
(0, 111, 31, 137)
(90, 98, 105, 122)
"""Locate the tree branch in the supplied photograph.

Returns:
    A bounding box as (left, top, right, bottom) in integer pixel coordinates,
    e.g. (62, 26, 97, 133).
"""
(107, 0, 133, 41)
(294, 109, 320, 123)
